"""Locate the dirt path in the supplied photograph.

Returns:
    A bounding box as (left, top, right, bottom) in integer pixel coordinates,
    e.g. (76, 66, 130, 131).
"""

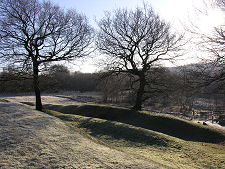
(0, 102, 164, 168)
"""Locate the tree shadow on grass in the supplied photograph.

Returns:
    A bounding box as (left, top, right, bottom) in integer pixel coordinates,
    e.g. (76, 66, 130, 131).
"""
(42, 103, 225, 144)
(21, 102, 35, 106)
(77, 117, 175, 148)
(122, 112, 225, 144)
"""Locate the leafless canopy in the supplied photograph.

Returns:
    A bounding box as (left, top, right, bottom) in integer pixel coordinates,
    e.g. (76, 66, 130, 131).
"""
(190, 0, 225, 83)
(0, 0, 93, 67)
(207, 0, 225, 82)
(0, 0, 94, 110)
(96, 5, 183, 110)
(96, 6, 183, 74)
(201, 0, 225, 65)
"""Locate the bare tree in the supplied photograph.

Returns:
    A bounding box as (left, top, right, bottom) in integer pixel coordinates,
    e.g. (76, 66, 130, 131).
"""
(206, 1, 225, 83)
(188, 0, 225, 83)
(97, 73, 128, 103)
(0, 0, 93, 110)
(202, 0, 224, 66)
(96, 5, 183, 110)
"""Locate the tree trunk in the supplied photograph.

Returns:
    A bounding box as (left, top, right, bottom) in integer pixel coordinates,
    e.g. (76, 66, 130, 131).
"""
(133, 76, 146, 110)
(33, 62, 42, 111)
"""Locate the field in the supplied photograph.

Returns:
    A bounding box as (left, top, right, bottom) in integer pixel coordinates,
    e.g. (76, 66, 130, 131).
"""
(1, 94, 225, 168)
(0, 98, 162, 168)
(43, 104, 225, 168)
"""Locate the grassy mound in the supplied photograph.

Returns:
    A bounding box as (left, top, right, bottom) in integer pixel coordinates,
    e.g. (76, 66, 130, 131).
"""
(44, 103, 225, 144)
(44, 108, 225, 169)
(20, 102, 225, 168)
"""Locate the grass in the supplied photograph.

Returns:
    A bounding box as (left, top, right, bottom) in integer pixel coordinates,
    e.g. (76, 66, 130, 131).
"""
(41, 103, 225, 169)
(44, 103, 225, 143)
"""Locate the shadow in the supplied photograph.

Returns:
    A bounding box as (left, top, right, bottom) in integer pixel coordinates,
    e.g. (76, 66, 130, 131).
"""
(77, 117, 173, 148)
(21, 102, 35, 106)
(44, 103, 225, 144)
(55, 95, 86, 103)
(122, 113, 225, 144)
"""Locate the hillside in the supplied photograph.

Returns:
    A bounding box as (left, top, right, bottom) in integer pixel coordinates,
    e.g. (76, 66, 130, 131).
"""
(0, 101, 162, 168)
(44, 103, 225, 143)
(43, 103, 225, 168)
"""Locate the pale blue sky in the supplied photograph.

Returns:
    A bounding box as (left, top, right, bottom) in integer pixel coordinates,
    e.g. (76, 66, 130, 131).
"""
(49, 0, 225, 31)
(50, 0, 164, 18)
(49, 0, 186, 28)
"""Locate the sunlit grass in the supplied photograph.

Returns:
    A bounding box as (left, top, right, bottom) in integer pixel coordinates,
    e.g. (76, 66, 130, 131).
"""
(44, 103, 225, 143)
(43, 104, 225, 169)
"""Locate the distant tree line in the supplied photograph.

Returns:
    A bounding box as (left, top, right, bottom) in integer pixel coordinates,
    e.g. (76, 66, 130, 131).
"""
(99, 64, 224, 111)
(0, 64, 98, 93)
(0, 63, 224, 116)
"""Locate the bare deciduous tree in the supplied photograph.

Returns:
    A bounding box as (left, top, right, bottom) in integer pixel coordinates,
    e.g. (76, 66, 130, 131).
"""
(96, 5, 183, 110)
(0, 0, 94, 110)
(188, 0, 225, 84)
(206, 0, 225, 83)
(201, 0, 224, 66)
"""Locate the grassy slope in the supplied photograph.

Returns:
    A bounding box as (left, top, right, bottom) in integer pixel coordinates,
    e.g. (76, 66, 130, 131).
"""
(44, 103, 225, 143)
(42, 103, 225, 169)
